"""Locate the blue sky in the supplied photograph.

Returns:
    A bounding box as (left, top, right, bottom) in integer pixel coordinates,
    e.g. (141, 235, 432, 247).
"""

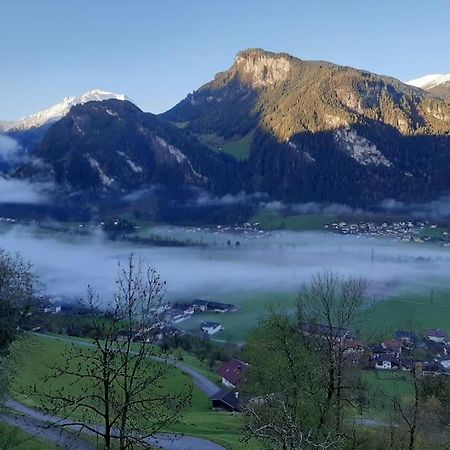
(1, 0, 449, 119)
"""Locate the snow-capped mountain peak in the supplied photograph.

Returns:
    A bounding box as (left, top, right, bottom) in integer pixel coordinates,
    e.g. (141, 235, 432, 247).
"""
(2, 89, 127, 132)
(407, 73, 450, 89)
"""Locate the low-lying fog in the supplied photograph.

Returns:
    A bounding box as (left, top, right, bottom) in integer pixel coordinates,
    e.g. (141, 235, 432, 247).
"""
(1, 225, 450, 305)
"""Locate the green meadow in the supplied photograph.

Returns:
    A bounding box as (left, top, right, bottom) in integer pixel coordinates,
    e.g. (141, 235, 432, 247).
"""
(10, 335, 256, 450)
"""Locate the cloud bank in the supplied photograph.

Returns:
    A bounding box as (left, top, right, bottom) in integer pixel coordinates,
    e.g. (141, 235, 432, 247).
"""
(0, 177, 53, 204)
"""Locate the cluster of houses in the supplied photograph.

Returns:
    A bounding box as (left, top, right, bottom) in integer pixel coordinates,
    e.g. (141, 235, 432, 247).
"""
(325, 220, 449, 245)
(371, 329, 450, 374)
(209, 325, 450, 414)
(166, 299, 238, 335)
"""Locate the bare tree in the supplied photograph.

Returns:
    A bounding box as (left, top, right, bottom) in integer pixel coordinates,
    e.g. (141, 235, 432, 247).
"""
(37, 255, 191, 450)
(297, 271, 368, 433)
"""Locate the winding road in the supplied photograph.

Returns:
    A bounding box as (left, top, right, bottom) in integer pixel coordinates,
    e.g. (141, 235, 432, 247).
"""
(1, 333, 226, 450)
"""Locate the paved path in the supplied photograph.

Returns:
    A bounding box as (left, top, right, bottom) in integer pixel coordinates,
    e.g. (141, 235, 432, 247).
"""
(35, 333, 221, 397)
(0, 411, 95, 450)
(4, 399, 226, 450)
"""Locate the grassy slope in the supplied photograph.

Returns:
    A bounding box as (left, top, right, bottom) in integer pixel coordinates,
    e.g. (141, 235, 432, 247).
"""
(11, 335, 256, 450)
(366, 292, 450, 338)
(251, 209, 337, 231)
(198, 131, 253, 160)
(0, 421, 56, 450)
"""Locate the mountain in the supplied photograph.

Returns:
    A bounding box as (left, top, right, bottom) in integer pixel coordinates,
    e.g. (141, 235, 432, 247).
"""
(0, 89, 127, 158)
(20, 99, 240, 197)
(407, 73, 450, 102)
(162, 48, 450, 205)
(1, 89, 127, 133)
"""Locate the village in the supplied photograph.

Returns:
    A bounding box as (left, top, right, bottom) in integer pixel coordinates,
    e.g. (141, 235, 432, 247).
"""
(32, 296, 450, 417)
(325, 220, 450, 245)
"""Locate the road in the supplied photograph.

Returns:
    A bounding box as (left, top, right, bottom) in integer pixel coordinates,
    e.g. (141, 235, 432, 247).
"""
(35, 332, 221, 397)
(1, 333, 225, 449)
(3, 399, 226, 450)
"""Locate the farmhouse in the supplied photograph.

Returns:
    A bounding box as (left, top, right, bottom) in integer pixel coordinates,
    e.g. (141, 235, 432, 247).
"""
(217, 358, 248, 388)
(211, 388, 241, 412)
(200, 321, 222, 335)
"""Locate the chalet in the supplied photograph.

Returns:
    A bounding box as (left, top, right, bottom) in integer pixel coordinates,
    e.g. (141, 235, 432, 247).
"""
(211, 388, 240, 412)
(374, 354, 400, 370)
(218, 359, 248, 388)
(200, 321, 222, 335)
(426, 329, 449, 343)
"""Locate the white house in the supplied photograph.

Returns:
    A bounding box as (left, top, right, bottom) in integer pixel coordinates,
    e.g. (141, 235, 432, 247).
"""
(200, 321, 222, 335)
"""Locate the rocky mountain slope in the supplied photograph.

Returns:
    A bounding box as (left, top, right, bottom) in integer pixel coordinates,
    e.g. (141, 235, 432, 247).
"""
(162, 48, 450, 204)
(20, 99, 240, 195)
(1, 89, 127, 157)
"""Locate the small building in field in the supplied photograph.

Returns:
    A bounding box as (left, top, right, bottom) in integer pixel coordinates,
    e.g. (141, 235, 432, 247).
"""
(217, 358, 248, 388)
(210, 388, 241, 412)
(200, 321, 222, 335)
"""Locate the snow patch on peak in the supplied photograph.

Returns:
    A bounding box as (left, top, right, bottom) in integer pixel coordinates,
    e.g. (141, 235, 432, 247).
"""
(4, 89, 127, 132)
(407, 74, 450, 89)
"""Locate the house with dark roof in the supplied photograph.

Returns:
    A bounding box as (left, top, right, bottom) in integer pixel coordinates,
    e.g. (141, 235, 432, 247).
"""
(210, 388, 241, 412)
(426, 329, 449, 343)
(217, 359, 248, 388)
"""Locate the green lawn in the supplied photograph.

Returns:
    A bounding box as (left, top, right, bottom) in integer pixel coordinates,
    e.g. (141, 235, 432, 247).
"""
(251, 209, 337, 231)
(10, 335, 254, 450)
(365, 290, 450, 339)
(0, 421, 57, 450)
(198, 131, 254, 160)
(179, 291, 296, 343)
